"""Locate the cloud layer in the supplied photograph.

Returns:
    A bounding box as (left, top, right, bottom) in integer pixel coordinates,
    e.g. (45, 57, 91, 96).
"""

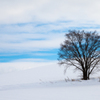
(0, 0, 100, 64)
(0, 0, 100, 24)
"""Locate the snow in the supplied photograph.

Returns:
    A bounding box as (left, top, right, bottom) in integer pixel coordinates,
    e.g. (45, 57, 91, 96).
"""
(0, 63, 100, 100)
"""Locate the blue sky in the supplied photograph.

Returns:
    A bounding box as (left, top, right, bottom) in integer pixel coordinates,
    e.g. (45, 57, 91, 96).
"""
(0, 0, 100, 71)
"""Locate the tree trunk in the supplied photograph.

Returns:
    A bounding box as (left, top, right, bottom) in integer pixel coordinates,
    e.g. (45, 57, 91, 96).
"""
(82, 71, 90, 80)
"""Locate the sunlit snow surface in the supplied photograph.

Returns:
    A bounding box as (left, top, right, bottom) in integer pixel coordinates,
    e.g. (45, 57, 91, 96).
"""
(0, 63, 100, 100)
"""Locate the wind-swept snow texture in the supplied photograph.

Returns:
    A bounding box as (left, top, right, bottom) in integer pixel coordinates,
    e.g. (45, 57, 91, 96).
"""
(0, 63, 100, 100)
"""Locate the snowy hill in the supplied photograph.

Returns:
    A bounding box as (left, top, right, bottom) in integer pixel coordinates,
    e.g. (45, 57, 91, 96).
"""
(0, 63, 100, 100)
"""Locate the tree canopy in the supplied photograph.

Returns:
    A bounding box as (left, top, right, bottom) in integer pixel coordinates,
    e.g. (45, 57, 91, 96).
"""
(58, 30, 100, 80)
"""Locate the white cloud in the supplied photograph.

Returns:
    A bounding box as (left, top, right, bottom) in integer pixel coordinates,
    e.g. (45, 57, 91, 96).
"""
(0, 21, 100, 53)
(0, 0, 100, 24)
(0, 33, 65, 53)
(0, 22, 68, 53)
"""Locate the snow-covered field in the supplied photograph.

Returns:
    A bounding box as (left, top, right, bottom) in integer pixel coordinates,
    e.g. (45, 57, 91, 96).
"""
(0, 63, 100, 100)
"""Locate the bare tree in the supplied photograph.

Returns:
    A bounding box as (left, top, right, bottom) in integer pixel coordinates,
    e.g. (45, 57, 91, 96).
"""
(58, 30, 100, 80)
